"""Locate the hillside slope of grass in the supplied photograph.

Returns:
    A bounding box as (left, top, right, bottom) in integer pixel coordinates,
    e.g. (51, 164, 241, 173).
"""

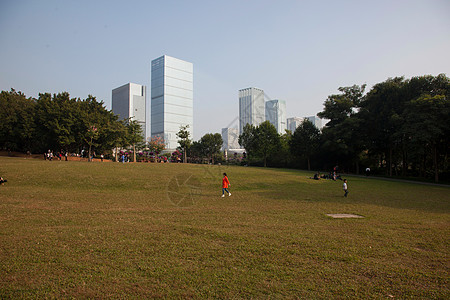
(0, 157, 449, 298)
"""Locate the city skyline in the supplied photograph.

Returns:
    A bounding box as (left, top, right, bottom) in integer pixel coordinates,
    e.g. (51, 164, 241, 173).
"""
(1, 1, 449, 140)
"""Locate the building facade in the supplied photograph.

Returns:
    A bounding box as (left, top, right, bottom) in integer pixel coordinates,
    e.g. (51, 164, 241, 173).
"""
(221, 128, 240, 150)
(265, 99, 286, 134)
(239, 87, 265, 135)
(305, 116, 323, 129)
(286, 117, 303, 133)
(151, 55, 193, 150)
(112, 82, 146, 139)
(287, 116, 324, 133)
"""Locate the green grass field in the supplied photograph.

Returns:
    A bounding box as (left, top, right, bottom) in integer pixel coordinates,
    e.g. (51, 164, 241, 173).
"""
(0, 156, 449, 298)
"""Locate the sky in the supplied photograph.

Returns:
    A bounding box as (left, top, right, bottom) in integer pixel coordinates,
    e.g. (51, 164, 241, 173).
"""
(1, 0, 449, 140)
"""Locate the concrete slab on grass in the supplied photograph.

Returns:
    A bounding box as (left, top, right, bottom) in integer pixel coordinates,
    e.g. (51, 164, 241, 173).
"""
(326, 213, 364, 218)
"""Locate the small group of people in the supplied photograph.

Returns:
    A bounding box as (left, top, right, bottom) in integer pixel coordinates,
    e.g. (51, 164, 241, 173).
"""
(120, 154, 129, 163)
(309, 167, 349, 197)
(44, 150, 68, 161)
(310, 171, 342, 181)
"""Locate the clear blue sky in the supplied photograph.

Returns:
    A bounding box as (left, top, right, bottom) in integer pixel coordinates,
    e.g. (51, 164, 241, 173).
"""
(1, 0, 449, 140)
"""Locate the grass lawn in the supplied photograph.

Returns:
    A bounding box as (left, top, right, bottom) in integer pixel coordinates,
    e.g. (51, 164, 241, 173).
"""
(0, 156, 449, 298)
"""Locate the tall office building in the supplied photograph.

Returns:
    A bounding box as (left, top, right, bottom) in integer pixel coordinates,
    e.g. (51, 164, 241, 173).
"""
(151, 55, 193, 150)
(221, 128, 240, 150)
(112, 83, 146, 139)
(287, 117, 303, 133)
(239, 87, 265, 135)
(265, 99, 286, 134)
(287, 116, 324, 133)
(305, 116, 323, 129)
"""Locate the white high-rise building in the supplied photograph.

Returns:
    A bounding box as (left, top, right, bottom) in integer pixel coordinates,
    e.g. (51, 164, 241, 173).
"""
(151, 55, 193, 150)
(221, 128, 240, 150)
(265, 99, 286, 134)
(112, 83, 146, 139)
(287, 117, 303, 133)
(239, 87, 265, 135)
(287, 116, 324, 133)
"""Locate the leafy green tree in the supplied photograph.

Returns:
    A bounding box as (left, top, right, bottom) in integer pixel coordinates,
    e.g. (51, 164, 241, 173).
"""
(318, 85, 366, 127)
(254, 121, 281, 167)
(85, 125, 99, 162)
(200, 133, 223, 164)
(125, 119, 144, 162)
(189, 140, 205, 161)
(401, 94, 449, 182)
(0, 89, 36, 152)
(318, 84, 366, 172)
(358, 74, 449, 178)
(106, 119, 127, 162)
(239, 123, 257, 162)
(270, 129, 293, 168)
(177, 125, 192, 163)
(358, 78, 407, 176)
(290, 119, 321, 170)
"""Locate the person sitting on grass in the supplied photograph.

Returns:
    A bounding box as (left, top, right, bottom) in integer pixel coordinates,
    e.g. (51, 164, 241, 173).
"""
(0, 177, 7, 185)
(310, 172, 320, 180)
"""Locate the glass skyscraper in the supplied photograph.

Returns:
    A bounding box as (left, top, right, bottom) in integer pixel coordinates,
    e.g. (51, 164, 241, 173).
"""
(221, 128, 240, 150)
(151, 55, 193, 150)
(265, 99, 286, 134)
(287, 117, 303, 133)
(239, 87, 265, 135)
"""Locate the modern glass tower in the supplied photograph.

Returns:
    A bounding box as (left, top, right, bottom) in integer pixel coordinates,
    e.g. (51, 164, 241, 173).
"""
(221, 128, 240, 150)
(151, 55, 193, 150)
(287, 117, 303, 133)
(239, 87, 265, 135)
(305, 116, 323, 129)
(265, 99, 286, 134)
(112, 82, 146, 139)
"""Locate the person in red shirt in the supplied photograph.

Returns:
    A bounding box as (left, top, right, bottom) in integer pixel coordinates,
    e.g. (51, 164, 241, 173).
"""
(222, 173, 231, 197)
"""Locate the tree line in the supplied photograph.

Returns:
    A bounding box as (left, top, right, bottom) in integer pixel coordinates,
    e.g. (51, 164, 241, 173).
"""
(1, 73, 448, 182)
(238, 74, 449, 182)
(0, 89, 143, 160)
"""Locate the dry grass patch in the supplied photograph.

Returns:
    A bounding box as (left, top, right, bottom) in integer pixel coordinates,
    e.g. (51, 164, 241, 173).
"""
(0, 157, 449, 298)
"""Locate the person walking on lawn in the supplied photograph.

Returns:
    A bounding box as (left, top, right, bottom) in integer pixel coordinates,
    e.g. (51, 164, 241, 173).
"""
(222, 173, 231, 197)
(343, 179, 349, 197)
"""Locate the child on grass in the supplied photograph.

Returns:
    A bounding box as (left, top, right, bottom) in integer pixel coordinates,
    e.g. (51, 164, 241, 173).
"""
(222, 173, 231, 197)
(343, 179, 349, 197)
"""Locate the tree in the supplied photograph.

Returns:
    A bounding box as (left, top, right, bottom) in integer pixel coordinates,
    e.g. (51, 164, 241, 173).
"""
(318, 84, 366, 172)
(358, 74, 449, 178)
(401, 94, 450, 182)
(177, 125, 192, 163)
(0, 89, 36, 152)
(254, 121, 281, 167)
(200, 133, 223, 164)
(85, 125, 99, 162)
(125, 119, 144, 162)
(290, 119, 320, 170)
(272, 129, 293, 168)
(318, 84, 366, 127)
(189, 140, 206, 162)
(358, 78, 406, 176)
(148, 136, 165, 155)
(238, 123, 257, 162)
